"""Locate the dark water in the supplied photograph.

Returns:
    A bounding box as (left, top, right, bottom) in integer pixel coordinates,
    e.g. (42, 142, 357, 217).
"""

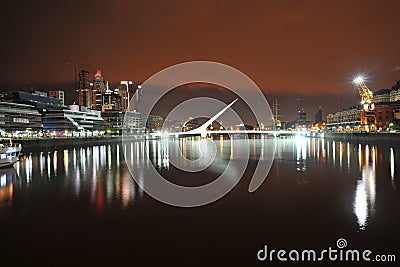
(1, 136, 399, 266)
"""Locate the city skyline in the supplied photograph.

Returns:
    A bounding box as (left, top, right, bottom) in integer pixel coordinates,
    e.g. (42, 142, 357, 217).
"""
(1, 1, 400, 120)
(1, 2, 400, 265)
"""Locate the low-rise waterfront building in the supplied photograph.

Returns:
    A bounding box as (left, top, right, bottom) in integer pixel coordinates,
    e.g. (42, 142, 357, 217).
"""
(374, 103, 400, 129)
(394, 109, 400, 121)
(43, 105, 104, 136)
(123, 111, 144, 135)
(102, 110, 124, 134)
(0, 101, 42, 135)
(0, 91, 65, 112)
(327, 103, 400, 131)
(326, 106, 362, 129)
(48, 90, 65, 105)
(389, 81, 400, 102)
(146, 115, 164, 132)
(389, 88, 399, 102)
(373, 89, 391, 103)
(34, 91, 48, 97)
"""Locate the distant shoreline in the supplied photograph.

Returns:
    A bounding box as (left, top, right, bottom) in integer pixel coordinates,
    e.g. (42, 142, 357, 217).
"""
(324, 132, 400, 143)
(5, 132, 400, 153)
(8, 136, 122, 152)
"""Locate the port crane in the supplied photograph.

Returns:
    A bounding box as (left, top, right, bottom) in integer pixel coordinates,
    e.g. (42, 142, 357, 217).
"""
(67, 62, 98, 89)
(353, 76, 376, 130)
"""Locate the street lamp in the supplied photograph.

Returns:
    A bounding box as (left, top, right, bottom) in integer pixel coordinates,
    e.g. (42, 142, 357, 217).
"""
(389, 122, 394, 132)
(353, 76, 365, 85)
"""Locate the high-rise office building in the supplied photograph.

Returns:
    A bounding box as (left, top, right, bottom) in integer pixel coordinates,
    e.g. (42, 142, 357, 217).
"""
(92, 70, 106, 111)
(102, 90, 122, 112)
(298, 109, 307, 120)
(77, 69, 92, 108)
(314, 106, 323, 124)
(79, 70, 91, 89)
(102, 88, 124, 132)
(118, 81, 131, 111)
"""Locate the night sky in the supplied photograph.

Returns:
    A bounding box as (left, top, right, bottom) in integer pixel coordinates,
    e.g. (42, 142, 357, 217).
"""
(1, 0, 399, 120)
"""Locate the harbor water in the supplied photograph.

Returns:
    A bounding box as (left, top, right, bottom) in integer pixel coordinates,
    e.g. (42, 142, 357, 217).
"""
(1, 136, 399, 265)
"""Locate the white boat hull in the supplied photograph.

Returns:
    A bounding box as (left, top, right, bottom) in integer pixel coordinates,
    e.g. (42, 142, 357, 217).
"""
(0, 143, 21, 168)
(0, 156, 19, 168)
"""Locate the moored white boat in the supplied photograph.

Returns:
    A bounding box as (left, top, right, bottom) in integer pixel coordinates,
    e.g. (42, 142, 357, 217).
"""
(0, 142, 22, 168)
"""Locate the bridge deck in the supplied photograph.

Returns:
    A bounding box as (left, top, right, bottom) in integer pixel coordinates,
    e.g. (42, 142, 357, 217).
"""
(148, 130, 312, 137)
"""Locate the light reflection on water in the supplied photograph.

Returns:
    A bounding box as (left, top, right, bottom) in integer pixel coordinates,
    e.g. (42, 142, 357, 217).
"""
(0, 145, 139, 212)
(273, 137, 397, 230)
(390, 147, 395, 188)
(295, 135, 307, 172)
(0, 168, 17, 207)
(0, 137, 399, 231)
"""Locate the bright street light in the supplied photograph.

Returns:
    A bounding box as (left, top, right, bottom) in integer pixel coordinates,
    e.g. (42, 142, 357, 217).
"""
(353, 76, 365, 85)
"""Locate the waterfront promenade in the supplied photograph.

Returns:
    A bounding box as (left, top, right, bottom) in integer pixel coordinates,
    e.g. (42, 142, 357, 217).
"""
(6, 136, 122, 151)
(4, 131, 400, 153)
(324, 132, 400, 142)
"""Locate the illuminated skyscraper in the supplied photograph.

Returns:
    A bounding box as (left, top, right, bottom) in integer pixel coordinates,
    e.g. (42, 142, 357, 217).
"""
(92, 70, 106, 111)
(102, 90, 122, 112)
(315, 106, 323, 124)
(298, 109, 307, 121)
(77, 69, 92, 108)
(118, 81, 131, 111)
(79, 70, 91, 89)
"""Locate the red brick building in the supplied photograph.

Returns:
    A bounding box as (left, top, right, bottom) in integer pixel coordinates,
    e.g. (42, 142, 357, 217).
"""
(375, 103, 400, 129)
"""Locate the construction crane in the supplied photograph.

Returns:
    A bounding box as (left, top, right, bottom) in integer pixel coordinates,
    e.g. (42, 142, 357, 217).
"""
(353, 76, 376, 131)
(67, 62, 98, 89)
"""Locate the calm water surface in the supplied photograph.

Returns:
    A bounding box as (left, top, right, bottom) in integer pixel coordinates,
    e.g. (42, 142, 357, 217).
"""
(1, 137, 399, 266)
